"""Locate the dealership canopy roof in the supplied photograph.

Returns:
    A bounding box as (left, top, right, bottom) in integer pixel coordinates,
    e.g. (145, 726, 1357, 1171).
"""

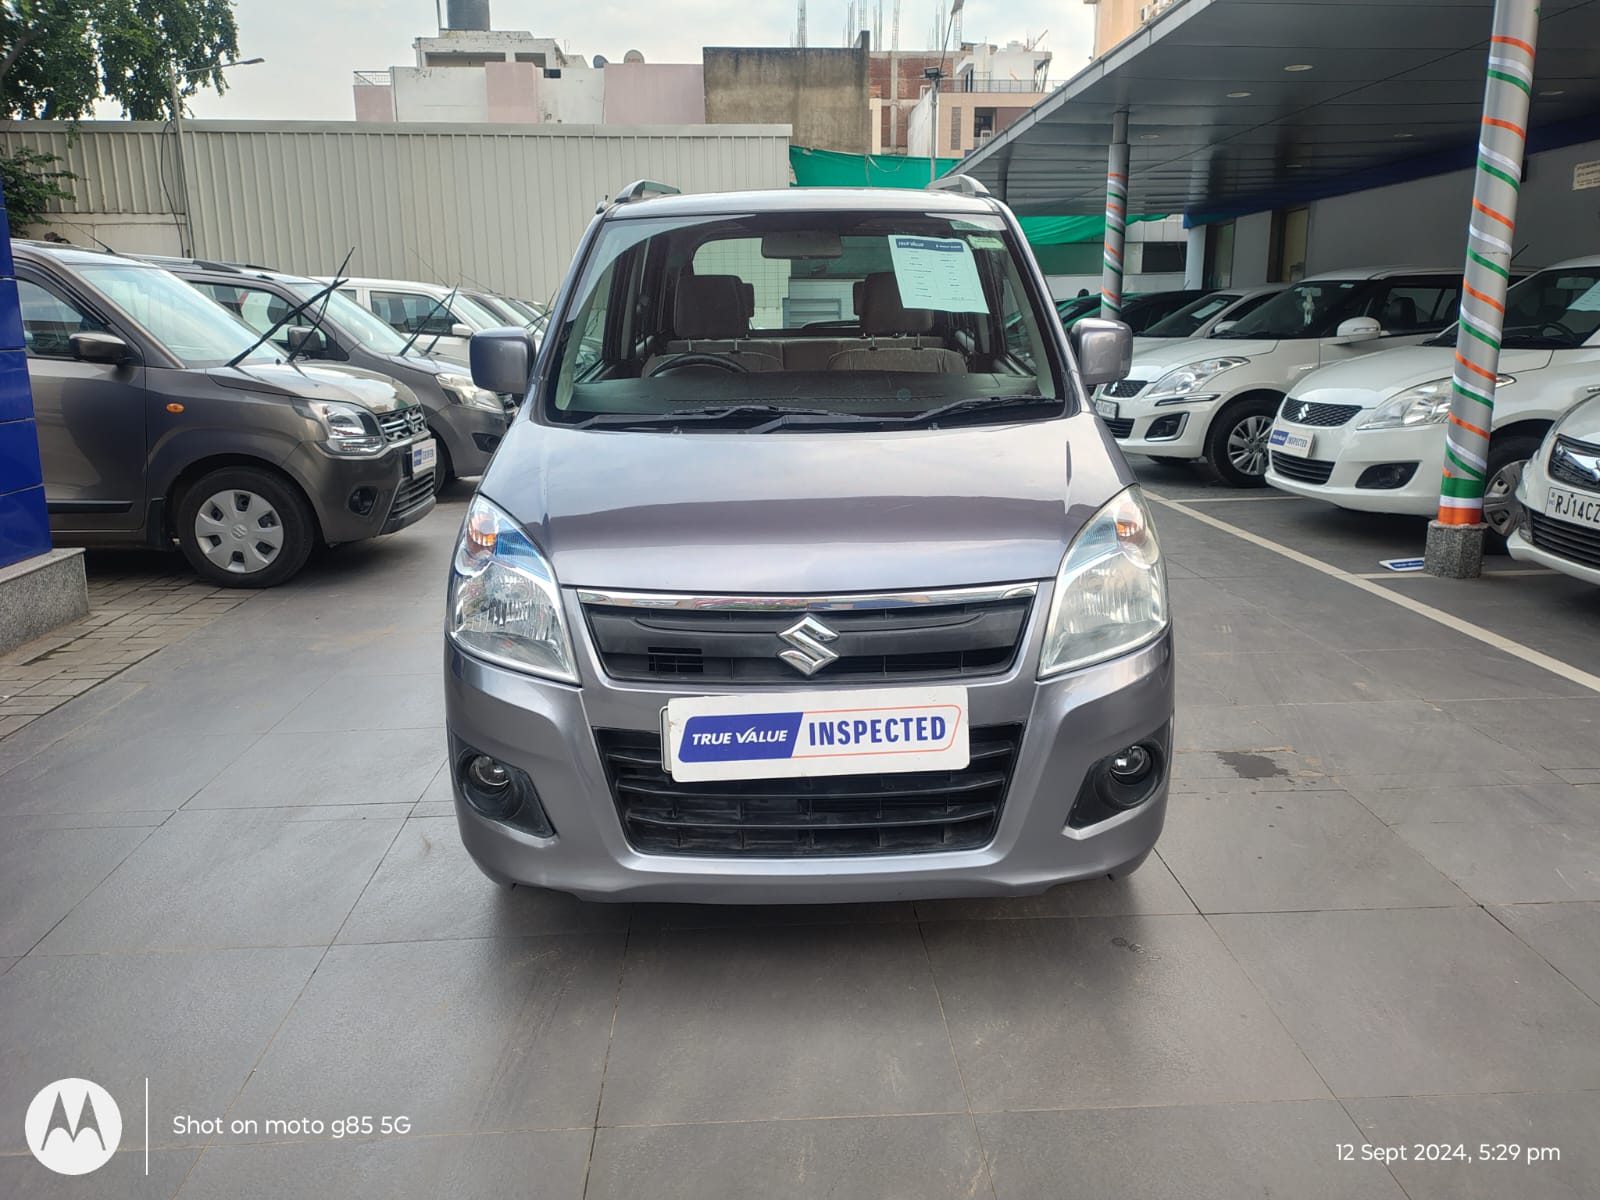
(953, 0, 1600, 222)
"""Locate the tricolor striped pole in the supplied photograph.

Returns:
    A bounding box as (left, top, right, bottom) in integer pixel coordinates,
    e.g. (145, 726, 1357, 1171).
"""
(1426, 0, 1539, 577)
(1101, 110, 1130, 322)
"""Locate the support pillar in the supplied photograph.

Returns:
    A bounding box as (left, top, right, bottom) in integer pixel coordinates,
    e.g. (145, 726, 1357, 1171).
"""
(1100, 110, 1130, 321)
(1425, 0, 1539, 578)
(1184, 223, 1206, 289)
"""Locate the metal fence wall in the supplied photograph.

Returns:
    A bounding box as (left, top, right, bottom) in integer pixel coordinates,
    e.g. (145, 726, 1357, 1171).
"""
(2, 121, 793, 299)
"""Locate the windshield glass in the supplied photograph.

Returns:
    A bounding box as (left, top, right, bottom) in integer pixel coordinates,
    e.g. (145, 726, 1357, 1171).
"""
(1218, 279, 1373, 339)
(78, 264, 274, 367)
(1145, 292, 1240, 338)
(1495, 269, 1600, 349)
(285, 281, 410, 354)
(543, 209, 1065, 428)
(451, 293, 504, 330)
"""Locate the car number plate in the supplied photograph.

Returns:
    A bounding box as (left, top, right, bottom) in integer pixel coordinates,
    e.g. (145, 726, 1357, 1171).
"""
(1268, 427, 1315, 458)
(662, 686, 969, 783)
(1094, 398, 1119, 419)
(1546, 486, 1600, 530)
(410, 438, 437, 475)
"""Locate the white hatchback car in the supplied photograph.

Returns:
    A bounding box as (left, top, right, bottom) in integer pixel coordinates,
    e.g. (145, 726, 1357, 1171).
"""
(1131, 285, 1285, 353)
(330, 277, 511, 367)
(1096, 268, 1461, 485)
(1508, 393, 1600, 584)
(1265, 257, 1600, 536)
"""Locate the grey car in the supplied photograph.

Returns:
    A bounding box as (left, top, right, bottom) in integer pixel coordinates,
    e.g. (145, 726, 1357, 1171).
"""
(150, 259, 512, 493)
(444, 181, 1173, 902)
(15, 242, 435, 587)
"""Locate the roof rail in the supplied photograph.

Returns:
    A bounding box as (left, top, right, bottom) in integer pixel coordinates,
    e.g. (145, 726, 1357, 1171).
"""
(926, 175, 990, 197)
(601, 180, 682, 212)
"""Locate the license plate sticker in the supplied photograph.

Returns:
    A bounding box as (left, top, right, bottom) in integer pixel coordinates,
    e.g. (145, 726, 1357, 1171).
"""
(411, 438, 438, 474)
(1268, 427, 1315, 458)
(663, 686, 969, 782)
(1094, 398, 1119, 419)
(1546, 486, 1600, 529)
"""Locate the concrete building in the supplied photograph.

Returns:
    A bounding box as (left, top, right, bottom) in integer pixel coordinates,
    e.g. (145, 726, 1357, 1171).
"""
(703, 36, 873, 155)
(1085, 0, 1177, 57)
(906, 42, 1054, 158)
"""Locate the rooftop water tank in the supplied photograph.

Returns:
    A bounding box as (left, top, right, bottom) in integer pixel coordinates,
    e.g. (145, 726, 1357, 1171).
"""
(445, 0, 491, 31)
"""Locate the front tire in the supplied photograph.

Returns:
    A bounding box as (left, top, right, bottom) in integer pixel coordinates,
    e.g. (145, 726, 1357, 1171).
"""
(430, 432, 454, 498)
(176, 467, 316, 588)
(1482, 433, 1542, 554)
(1205, 395, 1281, 487)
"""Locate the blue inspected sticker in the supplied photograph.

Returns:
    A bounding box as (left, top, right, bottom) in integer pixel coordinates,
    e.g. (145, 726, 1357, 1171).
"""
(664, 686, 968, 782)
(1268, 427, 1315, 458)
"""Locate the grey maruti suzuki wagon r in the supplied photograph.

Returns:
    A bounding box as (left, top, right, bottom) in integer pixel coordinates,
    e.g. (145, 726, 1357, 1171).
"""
(443, 179, 1174, 902)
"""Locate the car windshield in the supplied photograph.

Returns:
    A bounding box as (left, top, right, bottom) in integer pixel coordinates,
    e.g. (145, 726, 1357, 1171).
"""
(451, 292, 505, 330)
(77, 263, 275, 367)
(284, 281, 411, 354)
(1144, 292, 1240, 338)
(1216, 279, 1374, 339)
(1456, 269, 1600, 350)
(544, 208, 1066, 429)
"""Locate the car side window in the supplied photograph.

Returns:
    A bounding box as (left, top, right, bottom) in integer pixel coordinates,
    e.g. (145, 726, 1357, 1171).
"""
(371, 290, 455, 336)
(17, 278, 108, 359)
(1370, 283, 1462, 333)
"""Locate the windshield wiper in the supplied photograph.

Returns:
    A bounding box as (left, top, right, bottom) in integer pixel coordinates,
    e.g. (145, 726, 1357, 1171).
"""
(225, 275, 350, 368)
(575, 405, 844, 430)
(897, 394, 1061, 429)
(397, 285, 460, 359)
(286, 248, 354, 365)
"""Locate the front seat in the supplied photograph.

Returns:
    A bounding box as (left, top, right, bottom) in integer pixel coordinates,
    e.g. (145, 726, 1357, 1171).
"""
(646, 274, 782, 373)
(828, 273, 967, 373)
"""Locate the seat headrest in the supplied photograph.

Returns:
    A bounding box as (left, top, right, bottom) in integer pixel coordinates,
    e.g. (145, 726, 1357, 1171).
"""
(675, 274, 750, 340)
(861, 271, 934, 336)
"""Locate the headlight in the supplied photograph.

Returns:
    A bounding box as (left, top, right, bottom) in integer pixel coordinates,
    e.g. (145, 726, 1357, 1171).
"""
(448, 496, 577, 683)
(438, 372, 506, 412)
(308, 400, 386, 456)
(1040, 486, 1168, 677)
(1147, 357, 1249, 403)
(1357, 375, 1515, 431)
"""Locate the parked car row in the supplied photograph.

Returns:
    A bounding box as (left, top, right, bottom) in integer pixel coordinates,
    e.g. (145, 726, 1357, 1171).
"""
(14, 239, 530, 587)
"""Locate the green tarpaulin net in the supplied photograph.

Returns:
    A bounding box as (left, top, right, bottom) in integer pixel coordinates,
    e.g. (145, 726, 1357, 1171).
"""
(787, 145, 1165, 246)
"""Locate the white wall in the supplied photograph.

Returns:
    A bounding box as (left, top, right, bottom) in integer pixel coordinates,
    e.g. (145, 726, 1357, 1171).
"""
(1231, 211, 1273, 286)
(392, 67, 488, 122)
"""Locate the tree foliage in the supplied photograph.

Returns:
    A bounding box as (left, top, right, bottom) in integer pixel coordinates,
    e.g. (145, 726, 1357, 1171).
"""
(0, 0, 241, 120)
(0, 145, 74, 230)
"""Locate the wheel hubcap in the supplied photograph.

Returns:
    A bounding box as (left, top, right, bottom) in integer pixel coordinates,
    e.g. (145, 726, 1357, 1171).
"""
(194, 489, 284, 574)
(1482, 461, 1523, 536)
(1227, 414, 1273, 476)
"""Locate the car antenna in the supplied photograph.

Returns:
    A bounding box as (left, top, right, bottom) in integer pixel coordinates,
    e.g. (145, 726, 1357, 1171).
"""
(225, 275, 351, 368)
(286, 247, 354, 365)
(397, 284, 460, 359)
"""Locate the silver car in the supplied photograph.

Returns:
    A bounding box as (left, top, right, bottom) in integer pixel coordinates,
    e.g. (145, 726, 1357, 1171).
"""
(443, 181, 1174, 902)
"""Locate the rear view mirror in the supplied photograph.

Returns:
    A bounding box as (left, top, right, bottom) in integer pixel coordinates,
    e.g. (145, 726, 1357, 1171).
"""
(1212, 320, 1237, 334)
(450, 323, 473, 339)
(761, 231, 843, 259)
(469, 328, 536, 396)
(1333, 317, 1382, 344)
(70, 331, 133, 365)
(1069, 318, 1133, 387)
(285, 326, 325, 357)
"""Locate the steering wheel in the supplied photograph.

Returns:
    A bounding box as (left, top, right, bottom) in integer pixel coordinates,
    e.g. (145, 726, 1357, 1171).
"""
(1540, 321, 1580, 343)
(644, 352, 749, 377)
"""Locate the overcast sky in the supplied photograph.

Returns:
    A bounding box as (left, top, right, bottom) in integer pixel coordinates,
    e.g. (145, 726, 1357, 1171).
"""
(147, 0, 1093, 122)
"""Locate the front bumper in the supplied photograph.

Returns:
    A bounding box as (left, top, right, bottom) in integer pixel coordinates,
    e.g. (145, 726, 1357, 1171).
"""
(428, 402, 508, 478)
(444, 615, 1174, 904)
(1264, 418, 1442, 514)
(286, 441, 433, 543)
(1102, 397, 1217, 459)
(1507, 460, 1600, 585)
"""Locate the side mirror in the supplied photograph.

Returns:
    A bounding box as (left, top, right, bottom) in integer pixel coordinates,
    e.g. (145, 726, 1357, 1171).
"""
(1069, 317, 1134, 387)
(1212, 320, 1238, 334)
(70, 331, 133, 365)
(1332, 316, 1382, 344)
(469, 328, 536, 396)
(450, 322, 474, 339)
(285, 326, 325, 357)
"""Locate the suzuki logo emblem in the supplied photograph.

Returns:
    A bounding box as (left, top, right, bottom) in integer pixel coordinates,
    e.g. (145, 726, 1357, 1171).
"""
(778, 615, 840, 676)
(1294, 403, 1312, 423)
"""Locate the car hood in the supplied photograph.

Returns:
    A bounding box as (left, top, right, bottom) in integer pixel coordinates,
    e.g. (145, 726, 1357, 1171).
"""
(1554, 393, 1600, 444)
(479, 413, 1129, 593)
(207, 360, 419, 413)
(1127, 336, 1282, 378)
(1291, 345, 1556, 406)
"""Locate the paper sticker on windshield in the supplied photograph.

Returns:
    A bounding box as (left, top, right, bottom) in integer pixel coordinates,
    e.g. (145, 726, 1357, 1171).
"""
(888, 236, 988, 312)
(967, 235, 1005, 250)
(1566, 281, 1600, 312)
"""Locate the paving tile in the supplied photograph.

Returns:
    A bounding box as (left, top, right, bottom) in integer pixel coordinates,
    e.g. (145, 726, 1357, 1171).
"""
(1439, 697, 1600, 771)
(1491, 902, 1600, 1003)
(588, 1116, 986, 1200)
(1169, 748, 1336, 793)
(0, 730, 258, 815)
(1168, 579, 1320, 655)
(600, 924, 966, 1125)
(1157, 791, 1468, 912)
(1341, 778, 1598, 825)
(1178, 650, 1409, 706)
(1347, 647, 1594, 701)
(978, 1102, 1403, 1200)
(1207, 572, 1467, 652)
(0, 948, 323, 1148)
(1211, 907, 1600, 1098)
(323, 631, 444, 677)
(1344, 1092, 1600, 1200)
(1247, 700, 1545, 779)
(271, 672, 444, 733)
(0, 824, 151, 955)
(338, 817, 628, 943)
(921, 915, 1328, 1111)
(235, 935, 624, 1135)
(3, 810, 172, 830)
(178, 1130, 591, 1200)
(627, 899, 911, 931)
(0, 1148, 199, 1200)
(185, 731, 441, 809)
(96, 668, 334, 738)
(913, 849, 1195, 920)
(36, 810, 402, 953)
(1392, 821, 1600, 903)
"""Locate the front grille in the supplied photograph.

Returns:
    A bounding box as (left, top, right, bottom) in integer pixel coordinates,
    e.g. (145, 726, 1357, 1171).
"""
(581, 592, 1032, 684)
(1549, 436, 1600, 492)
(1270, 451, 1335, 485)
(1528, 512, 1600, 569)
(388, 470, 434, 522)
(1101, 379, 1145, 399)
(378, 407, 427, 444)
(1104, 417, 1134, 438)
(596, 725, 1022, 857)
(1277, 400, 1363, 428)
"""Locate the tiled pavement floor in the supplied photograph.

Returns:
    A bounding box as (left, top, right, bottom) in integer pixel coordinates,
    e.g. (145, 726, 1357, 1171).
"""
(1, 465, 1598, 1198)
